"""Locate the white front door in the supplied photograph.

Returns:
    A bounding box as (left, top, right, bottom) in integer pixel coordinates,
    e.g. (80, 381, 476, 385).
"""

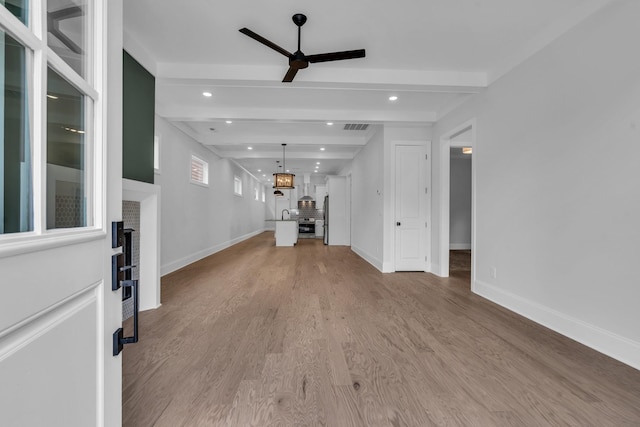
(394, 143, 430, 271)
(0, 1, 123, 425)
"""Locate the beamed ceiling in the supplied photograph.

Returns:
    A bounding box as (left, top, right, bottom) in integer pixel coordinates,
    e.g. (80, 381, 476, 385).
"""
(123, 0, 612, 182)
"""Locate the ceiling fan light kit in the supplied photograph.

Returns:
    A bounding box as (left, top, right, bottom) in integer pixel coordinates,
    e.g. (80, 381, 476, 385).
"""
(240, 13, 366, 82)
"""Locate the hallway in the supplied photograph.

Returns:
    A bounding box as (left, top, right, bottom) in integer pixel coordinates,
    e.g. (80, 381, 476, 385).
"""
(123, 233, 640, 426)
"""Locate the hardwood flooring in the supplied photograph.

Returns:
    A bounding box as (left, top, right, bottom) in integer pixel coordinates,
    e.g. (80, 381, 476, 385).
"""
(123, 232, 640, 426)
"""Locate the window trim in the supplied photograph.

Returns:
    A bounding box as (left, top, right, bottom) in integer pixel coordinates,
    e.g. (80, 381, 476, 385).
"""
(0, 0, 106, 250)
(153, 134, 161, 174)
(233, 176, 242, 196)
(189, 154, 209, 187)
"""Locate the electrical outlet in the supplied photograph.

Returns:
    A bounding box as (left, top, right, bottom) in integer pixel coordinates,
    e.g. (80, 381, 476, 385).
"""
(490, 267, 497, 279)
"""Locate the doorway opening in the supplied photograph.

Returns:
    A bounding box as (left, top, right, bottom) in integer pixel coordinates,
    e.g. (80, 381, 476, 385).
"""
(438, 119, 476, 289)
(449, 144, 472, 282)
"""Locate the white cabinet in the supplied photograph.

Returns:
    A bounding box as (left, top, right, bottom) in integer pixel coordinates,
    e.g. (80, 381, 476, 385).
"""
(314, 185, 327, 204)
(326, 176, 350, 245)
(275, 220, 298, 246)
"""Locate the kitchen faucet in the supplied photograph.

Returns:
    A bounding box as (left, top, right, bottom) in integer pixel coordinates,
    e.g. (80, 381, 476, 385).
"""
(281, 209, 290, 220)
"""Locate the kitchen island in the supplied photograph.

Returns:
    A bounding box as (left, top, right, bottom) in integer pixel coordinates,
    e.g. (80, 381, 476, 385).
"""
(266, 220, 298, 246)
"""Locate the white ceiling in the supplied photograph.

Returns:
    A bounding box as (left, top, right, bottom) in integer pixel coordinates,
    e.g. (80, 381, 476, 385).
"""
(123, 0, 608, 182)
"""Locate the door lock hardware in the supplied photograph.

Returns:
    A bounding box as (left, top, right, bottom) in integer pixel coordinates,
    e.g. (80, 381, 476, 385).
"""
(113, 279, 139, 356)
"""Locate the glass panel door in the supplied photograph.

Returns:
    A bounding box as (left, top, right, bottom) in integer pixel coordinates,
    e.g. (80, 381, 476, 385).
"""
(1, 30, 31, 234)
(46, 67, 89, 229)
(47, 0, 87, 77)
(1, 0, 29, 25)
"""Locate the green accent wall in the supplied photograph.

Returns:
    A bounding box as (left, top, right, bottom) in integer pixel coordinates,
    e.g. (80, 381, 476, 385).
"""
(123, 51, 155, 184)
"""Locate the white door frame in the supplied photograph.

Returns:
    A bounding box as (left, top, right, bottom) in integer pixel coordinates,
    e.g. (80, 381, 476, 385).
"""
(390, 140, 431, 272)
(438, 119, 476, 289)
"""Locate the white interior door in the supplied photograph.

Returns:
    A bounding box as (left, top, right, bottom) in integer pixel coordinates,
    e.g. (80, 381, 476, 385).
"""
(0, 1, 123, 425)
(395, 144, 428, 271)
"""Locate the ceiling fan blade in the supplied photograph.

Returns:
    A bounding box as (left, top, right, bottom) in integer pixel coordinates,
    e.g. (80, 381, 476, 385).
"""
(239, 28, 292, 57)
(282, 67, 299, 83)
(307, 49, 366, 64)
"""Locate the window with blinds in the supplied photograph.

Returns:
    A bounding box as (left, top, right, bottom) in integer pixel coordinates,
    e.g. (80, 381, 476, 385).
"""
(190, 155, 208, 186)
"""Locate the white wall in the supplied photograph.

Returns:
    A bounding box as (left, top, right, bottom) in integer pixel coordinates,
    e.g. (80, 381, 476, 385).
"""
(449, 155, 472, 249)
(432, 0, 640, 369)
(156, 116, 267, 275)
(350, 128, 384, 268)
(348, 125, 432, 271)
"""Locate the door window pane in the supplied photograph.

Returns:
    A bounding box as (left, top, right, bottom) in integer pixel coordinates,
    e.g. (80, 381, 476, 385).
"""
(1, 31, 32, 234)
(47, 0, 86, 77)
(1, 0, 28, 25)
(47, 67, 90, 229)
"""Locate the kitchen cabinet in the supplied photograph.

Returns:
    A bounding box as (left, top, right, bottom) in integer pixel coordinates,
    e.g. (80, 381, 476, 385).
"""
(275, 220, 298, 246)
(315, 185, 327, 204)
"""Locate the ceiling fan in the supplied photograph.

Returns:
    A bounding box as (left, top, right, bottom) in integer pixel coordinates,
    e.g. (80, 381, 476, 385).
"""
(239, 13, 366, 83)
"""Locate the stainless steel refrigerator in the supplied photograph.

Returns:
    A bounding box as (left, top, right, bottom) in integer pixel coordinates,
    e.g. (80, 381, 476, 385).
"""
(323, 195, 329, 245)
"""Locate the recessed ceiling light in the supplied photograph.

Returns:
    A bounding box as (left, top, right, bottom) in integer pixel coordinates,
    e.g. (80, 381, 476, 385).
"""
(326, 122, 333, 126)
(225, 120, 233, 124)
(262, 174, 266, 177)
(286, 169, 290, 172)
(389, 95, 398, 101)
(202, 91, 212, 97)
(257, 169, 261, 172)
(314, 170, 318, 173)
(316, 162, 320, 165)
(320, 147, 325, 151)
(248, 147, 253, 150)
(47, 94, 58, 99)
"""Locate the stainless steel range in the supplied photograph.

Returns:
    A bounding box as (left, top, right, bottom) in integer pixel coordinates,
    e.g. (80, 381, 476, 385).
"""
(298, 218, 316, 238)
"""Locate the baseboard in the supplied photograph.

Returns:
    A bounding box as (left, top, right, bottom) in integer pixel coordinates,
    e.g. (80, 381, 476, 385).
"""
(381, 262, 394, 273)
(474, 280, 640, 371)
(449, 243, 472, 250)
(161, 229, 265, 276)
(351, 245, 384, 272)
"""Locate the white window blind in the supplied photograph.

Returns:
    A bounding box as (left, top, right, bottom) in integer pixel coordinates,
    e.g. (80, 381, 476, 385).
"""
(190, 155, 208, 185)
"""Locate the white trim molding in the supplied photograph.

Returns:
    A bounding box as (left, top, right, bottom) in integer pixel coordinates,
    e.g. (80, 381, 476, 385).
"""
(475, 280, 640, 371)
(161, 229, 265, 277)
(351, 245, 383, 272)
(449, 243, 472, 250)
(123, 179, 161, 311)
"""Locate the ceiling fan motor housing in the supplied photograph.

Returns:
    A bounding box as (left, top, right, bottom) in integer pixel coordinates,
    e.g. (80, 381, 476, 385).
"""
(290, 51, 309, 69)
(292, 14, 307, 27)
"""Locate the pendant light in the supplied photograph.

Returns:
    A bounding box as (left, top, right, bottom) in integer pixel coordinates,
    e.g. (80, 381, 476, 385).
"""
(273, 161, 284, 196)
(273, 143, 295, 189)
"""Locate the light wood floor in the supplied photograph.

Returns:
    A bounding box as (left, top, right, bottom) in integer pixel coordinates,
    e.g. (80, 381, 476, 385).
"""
(123, 233, 640, 426)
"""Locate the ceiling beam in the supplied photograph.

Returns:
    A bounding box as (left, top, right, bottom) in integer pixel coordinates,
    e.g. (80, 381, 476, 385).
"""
(158, 106, 438, 124)
(157, 63, 488, 89)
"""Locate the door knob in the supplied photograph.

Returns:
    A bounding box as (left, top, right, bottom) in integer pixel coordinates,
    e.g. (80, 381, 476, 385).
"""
(396, 222, 401, 226)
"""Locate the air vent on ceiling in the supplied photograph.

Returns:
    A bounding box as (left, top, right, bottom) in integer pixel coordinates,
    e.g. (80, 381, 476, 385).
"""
(343, 123, 369, 131)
